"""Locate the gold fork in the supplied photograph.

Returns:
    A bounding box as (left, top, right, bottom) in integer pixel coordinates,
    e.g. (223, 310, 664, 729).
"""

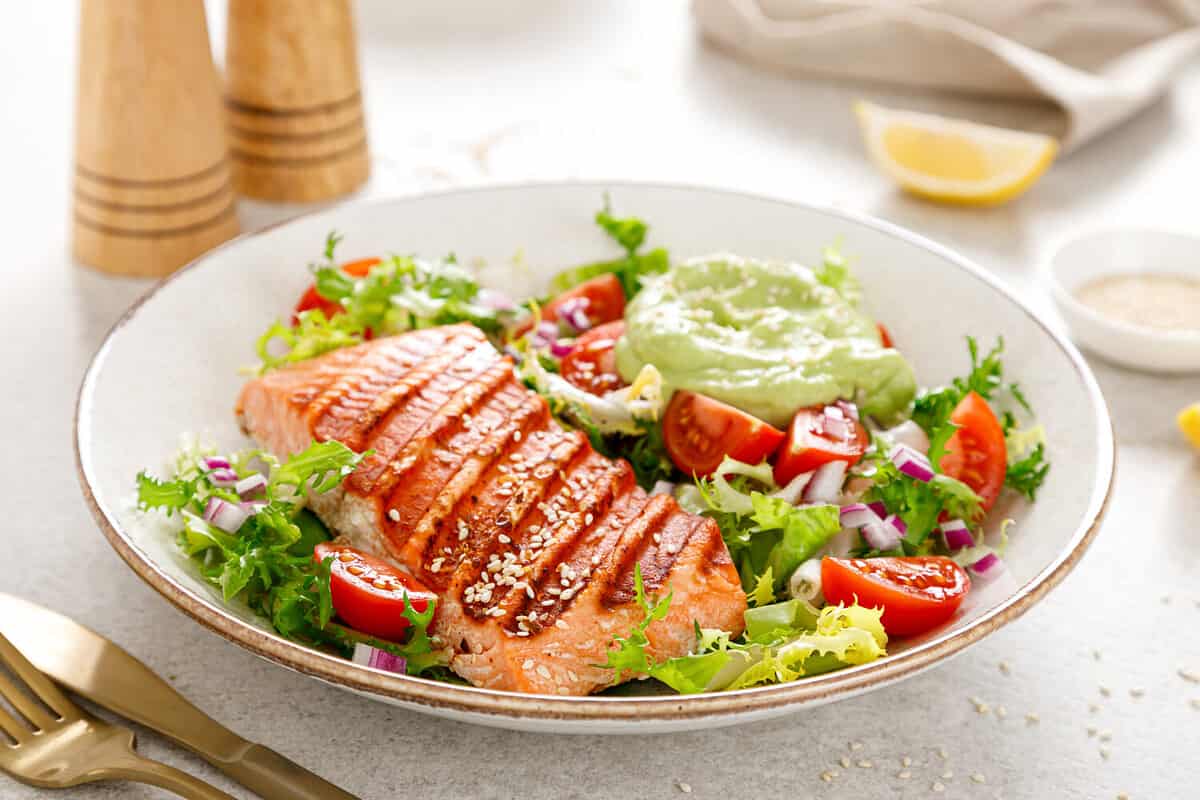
(0, 632, 233, 798)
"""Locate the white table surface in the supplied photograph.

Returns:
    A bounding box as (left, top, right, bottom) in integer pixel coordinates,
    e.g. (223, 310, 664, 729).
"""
(4, 2, 1199, 798)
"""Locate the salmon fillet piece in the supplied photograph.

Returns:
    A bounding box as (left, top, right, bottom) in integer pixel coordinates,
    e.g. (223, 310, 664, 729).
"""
(237, 323, 747, 695)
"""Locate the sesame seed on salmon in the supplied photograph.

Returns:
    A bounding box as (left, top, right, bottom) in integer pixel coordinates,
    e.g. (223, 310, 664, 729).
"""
(236, 323, 746, 695)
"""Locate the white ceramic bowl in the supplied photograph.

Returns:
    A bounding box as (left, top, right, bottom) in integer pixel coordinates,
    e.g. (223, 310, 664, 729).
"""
(76, 182, 1115, 733)
(1045, 227, 1200, 373)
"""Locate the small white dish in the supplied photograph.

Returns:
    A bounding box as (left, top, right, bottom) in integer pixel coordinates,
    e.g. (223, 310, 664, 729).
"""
(1045, 227, 1200, 374)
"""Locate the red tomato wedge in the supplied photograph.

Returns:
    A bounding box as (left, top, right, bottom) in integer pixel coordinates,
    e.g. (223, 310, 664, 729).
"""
(662, 391, 785, 478)
(939, 391, 1007, 512)
(292, 257, 382, 325)
(773, 402, 869, 486)
(821, 556, 970, 637)
(877, 322, 894, 349)
(516, 273, 626, 337)
(314, 542, 436, 641)
(560, 320, 628, 396)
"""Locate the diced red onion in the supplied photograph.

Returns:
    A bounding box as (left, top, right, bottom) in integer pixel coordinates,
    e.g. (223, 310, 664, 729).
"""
(867, 501, 887, 518)
(839, 503, 880, 528)
(550, 339, 575, 358)
(650, 480, 676, 496)
(202, 497, 249, 533)
(208, 468, 239, 487)
(201, 456, 231, 470)
(940, 518, 974, 550)
(803, 460, 848, 504)
(821, 414, 851, 441)
(235, 473, 267, 498)
(883, 513, 907, 536)
(861, 519, 902, 550)
(352, 643, 407, 674)
(836, 400, 860, 421)
(971, 552, 1001, 575)
(530, 320, 559, 350)
(476, 288, 516, 311)
(772, 471, 813, 505)
(889, 444, 934, 482)
(558, 297, 592, 333)
(239, 500, 267, 516)
(886, 420, 930, 454)
(843, 475, 874, 499)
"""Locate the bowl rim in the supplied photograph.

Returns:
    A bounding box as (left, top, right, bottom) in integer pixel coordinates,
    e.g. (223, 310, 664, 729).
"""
(1043, 225, 1200, 345)
(75, 180, 1116, 724)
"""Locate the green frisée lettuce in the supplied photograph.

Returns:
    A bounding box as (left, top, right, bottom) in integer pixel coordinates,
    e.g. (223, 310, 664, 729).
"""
(909, 336, 1050, 508)
(254, 234, 516, 375)
(136, 440, 367, 652)
(863, 452, 983, 554)
(515, 337, 674, 490)
(813, 244, 862, 306)
(1004, 424, 1050, 501)
(550, 201, 670, 298)
(695, 457, 842, 596)
(596, 565, 673, 683)
(597, 565, 887, 694)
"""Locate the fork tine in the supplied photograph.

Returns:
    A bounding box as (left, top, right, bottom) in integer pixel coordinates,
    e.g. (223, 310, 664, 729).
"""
(0, 634, 74, 721)
(0, 670, 56, 732)
(0, 701, 29, 744)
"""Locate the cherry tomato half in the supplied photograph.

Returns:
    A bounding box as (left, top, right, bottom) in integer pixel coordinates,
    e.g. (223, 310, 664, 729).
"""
(773, 402, 869, 486)
(515, 273, 627, 337)
(821, 556, 970, 637)
(560, 320, 628, 396)
(314, 542, 436, 641)
(939, 391, 1007, 512)
(662, 390, 785, 478)
(292, 257, 382, 325)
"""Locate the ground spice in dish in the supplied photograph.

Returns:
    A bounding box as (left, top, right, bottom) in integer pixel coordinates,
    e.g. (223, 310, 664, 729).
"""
(1075, 274, 1200, 332)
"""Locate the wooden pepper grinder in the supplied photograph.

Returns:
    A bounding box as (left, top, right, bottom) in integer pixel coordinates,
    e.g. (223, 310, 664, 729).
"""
(224, 0, 371, 202)
(73, 0, 240, 277)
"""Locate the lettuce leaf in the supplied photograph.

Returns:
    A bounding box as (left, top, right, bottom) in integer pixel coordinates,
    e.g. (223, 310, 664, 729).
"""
(813, 244, 862, 306)
(648, 650, 732, 695)
(268, 439, 366, 496)
(597, 564, 672, 683)
(748, 567, 776, 608)
(865, 453, 982, 553)
(687, 602, 887, 691)
(750, 496, 841, 592)
(254, 237, 514, 373)
(255, 310, 365, 375)
(1005, 424, 1049, 501)
(550, 201, 670, 298)
(136, 441, 388, 658)
(694, 458, 841, 599)
(135, 471, 193, 515)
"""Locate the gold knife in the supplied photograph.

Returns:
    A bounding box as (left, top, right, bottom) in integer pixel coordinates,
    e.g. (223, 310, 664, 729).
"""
(0, 593, 360, 800)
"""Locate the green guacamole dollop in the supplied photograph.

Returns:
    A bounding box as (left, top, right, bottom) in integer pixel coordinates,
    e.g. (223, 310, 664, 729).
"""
(614, 253, 916, 427)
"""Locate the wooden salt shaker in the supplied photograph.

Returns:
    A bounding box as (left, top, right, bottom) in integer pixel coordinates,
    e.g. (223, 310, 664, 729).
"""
(73, 0, 239, 277)
(224, 0, 370, 202)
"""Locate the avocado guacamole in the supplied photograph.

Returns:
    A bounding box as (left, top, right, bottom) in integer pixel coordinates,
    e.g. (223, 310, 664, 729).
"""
(613, 253, 916, 427)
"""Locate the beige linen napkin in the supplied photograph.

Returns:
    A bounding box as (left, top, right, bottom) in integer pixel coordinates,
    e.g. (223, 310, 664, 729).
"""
(693, 0, 1200, 150)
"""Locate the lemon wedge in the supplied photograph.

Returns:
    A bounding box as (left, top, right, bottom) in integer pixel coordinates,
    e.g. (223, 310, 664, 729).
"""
(1179, 403, 1200, 451)
(854, 101, 1058, 206)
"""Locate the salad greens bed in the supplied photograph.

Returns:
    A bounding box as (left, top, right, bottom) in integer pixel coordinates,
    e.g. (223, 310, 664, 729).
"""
(137, 441, 451, 678)
(137, 202, 1050, 694)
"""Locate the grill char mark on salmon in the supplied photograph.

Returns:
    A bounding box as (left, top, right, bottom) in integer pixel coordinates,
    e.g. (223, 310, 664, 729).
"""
(237, 324, 747, 695)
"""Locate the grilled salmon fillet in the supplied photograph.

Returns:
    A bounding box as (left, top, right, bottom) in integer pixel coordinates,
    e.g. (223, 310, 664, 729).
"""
(237, 323, 746, 695)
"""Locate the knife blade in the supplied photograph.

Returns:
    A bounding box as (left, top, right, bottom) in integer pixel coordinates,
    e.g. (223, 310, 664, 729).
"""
(0, 592, 359, 800)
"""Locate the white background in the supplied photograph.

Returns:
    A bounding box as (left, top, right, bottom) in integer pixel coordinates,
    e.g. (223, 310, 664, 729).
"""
(2, 1, 1199, 798)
